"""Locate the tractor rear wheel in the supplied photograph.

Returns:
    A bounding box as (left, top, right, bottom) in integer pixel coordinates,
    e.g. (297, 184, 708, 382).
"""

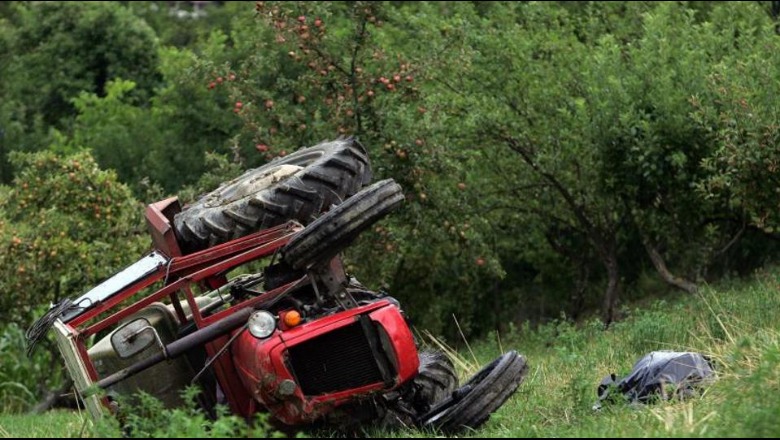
(173, 138, 371, 253)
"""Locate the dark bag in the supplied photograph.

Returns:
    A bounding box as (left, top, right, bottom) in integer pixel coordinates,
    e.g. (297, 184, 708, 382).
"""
(594, 351, 715, 409)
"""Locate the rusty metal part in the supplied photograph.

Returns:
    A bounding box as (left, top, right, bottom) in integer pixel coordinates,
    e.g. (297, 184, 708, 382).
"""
(309, 256, 358, 309)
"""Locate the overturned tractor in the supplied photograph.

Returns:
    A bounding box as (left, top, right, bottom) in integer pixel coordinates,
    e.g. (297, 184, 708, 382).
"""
(28, 138, 528, 434)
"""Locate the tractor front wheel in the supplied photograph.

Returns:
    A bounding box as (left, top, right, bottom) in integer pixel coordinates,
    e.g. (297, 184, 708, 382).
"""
(281, 179, 404, 270)
(418, 350, 528, 434)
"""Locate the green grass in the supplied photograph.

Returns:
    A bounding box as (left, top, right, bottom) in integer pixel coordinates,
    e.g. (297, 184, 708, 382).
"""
(387, 266, 780, 438)
(3, 267, 780, 438)
(0, 410, 91, 438)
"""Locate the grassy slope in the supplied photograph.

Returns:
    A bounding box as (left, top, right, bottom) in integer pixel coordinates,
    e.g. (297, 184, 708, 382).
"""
(2, 268, 780, 438)
(390, 266, 780, 438)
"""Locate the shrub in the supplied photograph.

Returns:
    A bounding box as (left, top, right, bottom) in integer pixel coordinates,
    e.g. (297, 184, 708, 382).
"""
(0, 323, 63, 413)
(0, 150, 147, 325)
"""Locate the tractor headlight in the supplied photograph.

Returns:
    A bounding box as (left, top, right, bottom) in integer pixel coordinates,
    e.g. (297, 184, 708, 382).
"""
(248, 311, 277, 339)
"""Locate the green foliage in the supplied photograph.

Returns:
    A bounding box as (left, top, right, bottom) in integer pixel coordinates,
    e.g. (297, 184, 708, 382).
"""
(126, 1, 251, 48)
(2, 0, 780, 340)
(0, 150, 147, 325)
(692, 3, 780, 234)
(63, 40, 245, 193)
(5, 2, 160, 127)
(0, 386, 283, 437)
(0, 323, 63, 413)
(0, 1, 160, 184)
(125, 0, 780, 336)
(104, 388, 281, 438)
(391, 0, 780, 325)
(68, 80, 158, 186)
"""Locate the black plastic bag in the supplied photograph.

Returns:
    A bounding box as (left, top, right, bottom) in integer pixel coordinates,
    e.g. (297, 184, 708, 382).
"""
(594, 351, 715, 409)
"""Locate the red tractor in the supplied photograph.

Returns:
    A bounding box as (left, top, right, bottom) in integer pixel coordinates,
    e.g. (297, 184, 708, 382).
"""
(28, 139, 527, 434)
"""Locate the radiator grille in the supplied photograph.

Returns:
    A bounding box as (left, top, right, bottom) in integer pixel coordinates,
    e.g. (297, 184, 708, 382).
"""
(287, 321, 385, 396)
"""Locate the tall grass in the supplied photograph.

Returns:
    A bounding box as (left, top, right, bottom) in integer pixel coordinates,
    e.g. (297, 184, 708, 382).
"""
(0, 323, 65, 413)
(393, 267, 780, 438)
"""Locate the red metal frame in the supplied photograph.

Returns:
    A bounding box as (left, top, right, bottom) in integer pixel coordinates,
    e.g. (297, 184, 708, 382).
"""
(59, 220, 303, 416)
(69, 222, 298, 334)
(145, 197, 184, 258)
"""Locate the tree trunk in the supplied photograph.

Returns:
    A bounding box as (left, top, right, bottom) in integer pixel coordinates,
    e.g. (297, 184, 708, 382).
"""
(30, 378, 75, 414)
(642, 239, 698, 294)
(569, 262, 589, 321)
(602, 252, 620, 326)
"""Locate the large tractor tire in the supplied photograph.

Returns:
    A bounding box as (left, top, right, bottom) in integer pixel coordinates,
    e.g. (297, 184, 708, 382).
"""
(281, 179, 404, 270)
(368, 350, 459, 433)
(410, 350, 459, 415)
(173, 138, 371, 253)
(418, 350, 528, 434)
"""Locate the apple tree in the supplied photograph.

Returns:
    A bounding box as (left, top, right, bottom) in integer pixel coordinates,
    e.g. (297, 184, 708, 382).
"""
(0, 150, 148, 326)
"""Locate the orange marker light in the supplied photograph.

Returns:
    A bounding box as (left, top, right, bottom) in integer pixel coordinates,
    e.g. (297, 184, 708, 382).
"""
(284, 310, 302, 327)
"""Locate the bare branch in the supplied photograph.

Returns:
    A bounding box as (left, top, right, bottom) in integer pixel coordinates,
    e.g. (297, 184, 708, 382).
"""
(502, 135, 598, 236)
(713, 220, 747, 258)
